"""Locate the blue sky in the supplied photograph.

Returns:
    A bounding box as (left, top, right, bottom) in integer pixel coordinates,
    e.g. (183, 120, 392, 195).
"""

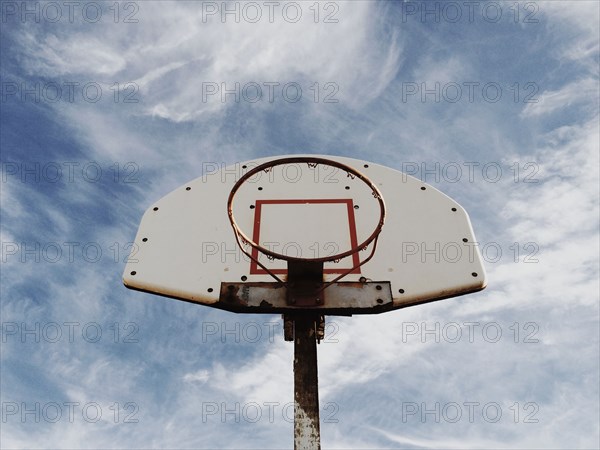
(1, 1, 599, 448)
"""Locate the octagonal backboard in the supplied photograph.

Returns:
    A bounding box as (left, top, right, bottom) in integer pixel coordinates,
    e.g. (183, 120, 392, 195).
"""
(123, 154, 487, 314)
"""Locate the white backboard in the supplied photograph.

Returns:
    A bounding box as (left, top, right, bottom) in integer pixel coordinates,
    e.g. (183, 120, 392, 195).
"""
(123, 155, 487, 313)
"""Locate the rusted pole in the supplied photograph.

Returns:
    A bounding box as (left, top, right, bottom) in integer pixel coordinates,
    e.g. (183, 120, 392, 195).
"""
(293, 314, 321, 450)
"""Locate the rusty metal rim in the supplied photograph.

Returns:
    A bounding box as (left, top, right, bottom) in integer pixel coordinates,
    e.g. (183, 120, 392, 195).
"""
(227, 156, 386, 276)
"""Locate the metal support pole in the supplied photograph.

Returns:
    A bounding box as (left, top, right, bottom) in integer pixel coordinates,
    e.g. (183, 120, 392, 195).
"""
(293, 315, 321, 450)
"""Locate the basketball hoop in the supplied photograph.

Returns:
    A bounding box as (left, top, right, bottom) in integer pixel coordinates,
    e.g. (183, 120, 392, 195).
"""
(124, 153, 488, 450)
(227, 156, 386, 287)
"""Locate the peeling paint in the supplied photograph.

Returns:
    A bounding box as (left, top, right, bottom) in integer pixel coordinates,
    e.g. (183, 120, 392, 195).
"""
(293, 316, 321, 450)
(294, 404, 321, 449)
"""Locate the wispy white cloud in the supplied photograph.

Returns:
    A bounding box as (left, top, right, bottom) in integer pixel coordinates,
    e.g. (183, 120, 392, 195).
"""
(521, 77, 598, 117)
(183, 369, 210, 384)
(18, 31, 128, 77)
(14, 1, 402, 121)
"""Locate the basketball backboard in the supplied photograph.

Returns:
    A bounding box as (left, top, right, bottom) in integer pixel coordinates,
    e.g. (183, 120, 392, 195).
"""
(123, 154, 486, 314)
